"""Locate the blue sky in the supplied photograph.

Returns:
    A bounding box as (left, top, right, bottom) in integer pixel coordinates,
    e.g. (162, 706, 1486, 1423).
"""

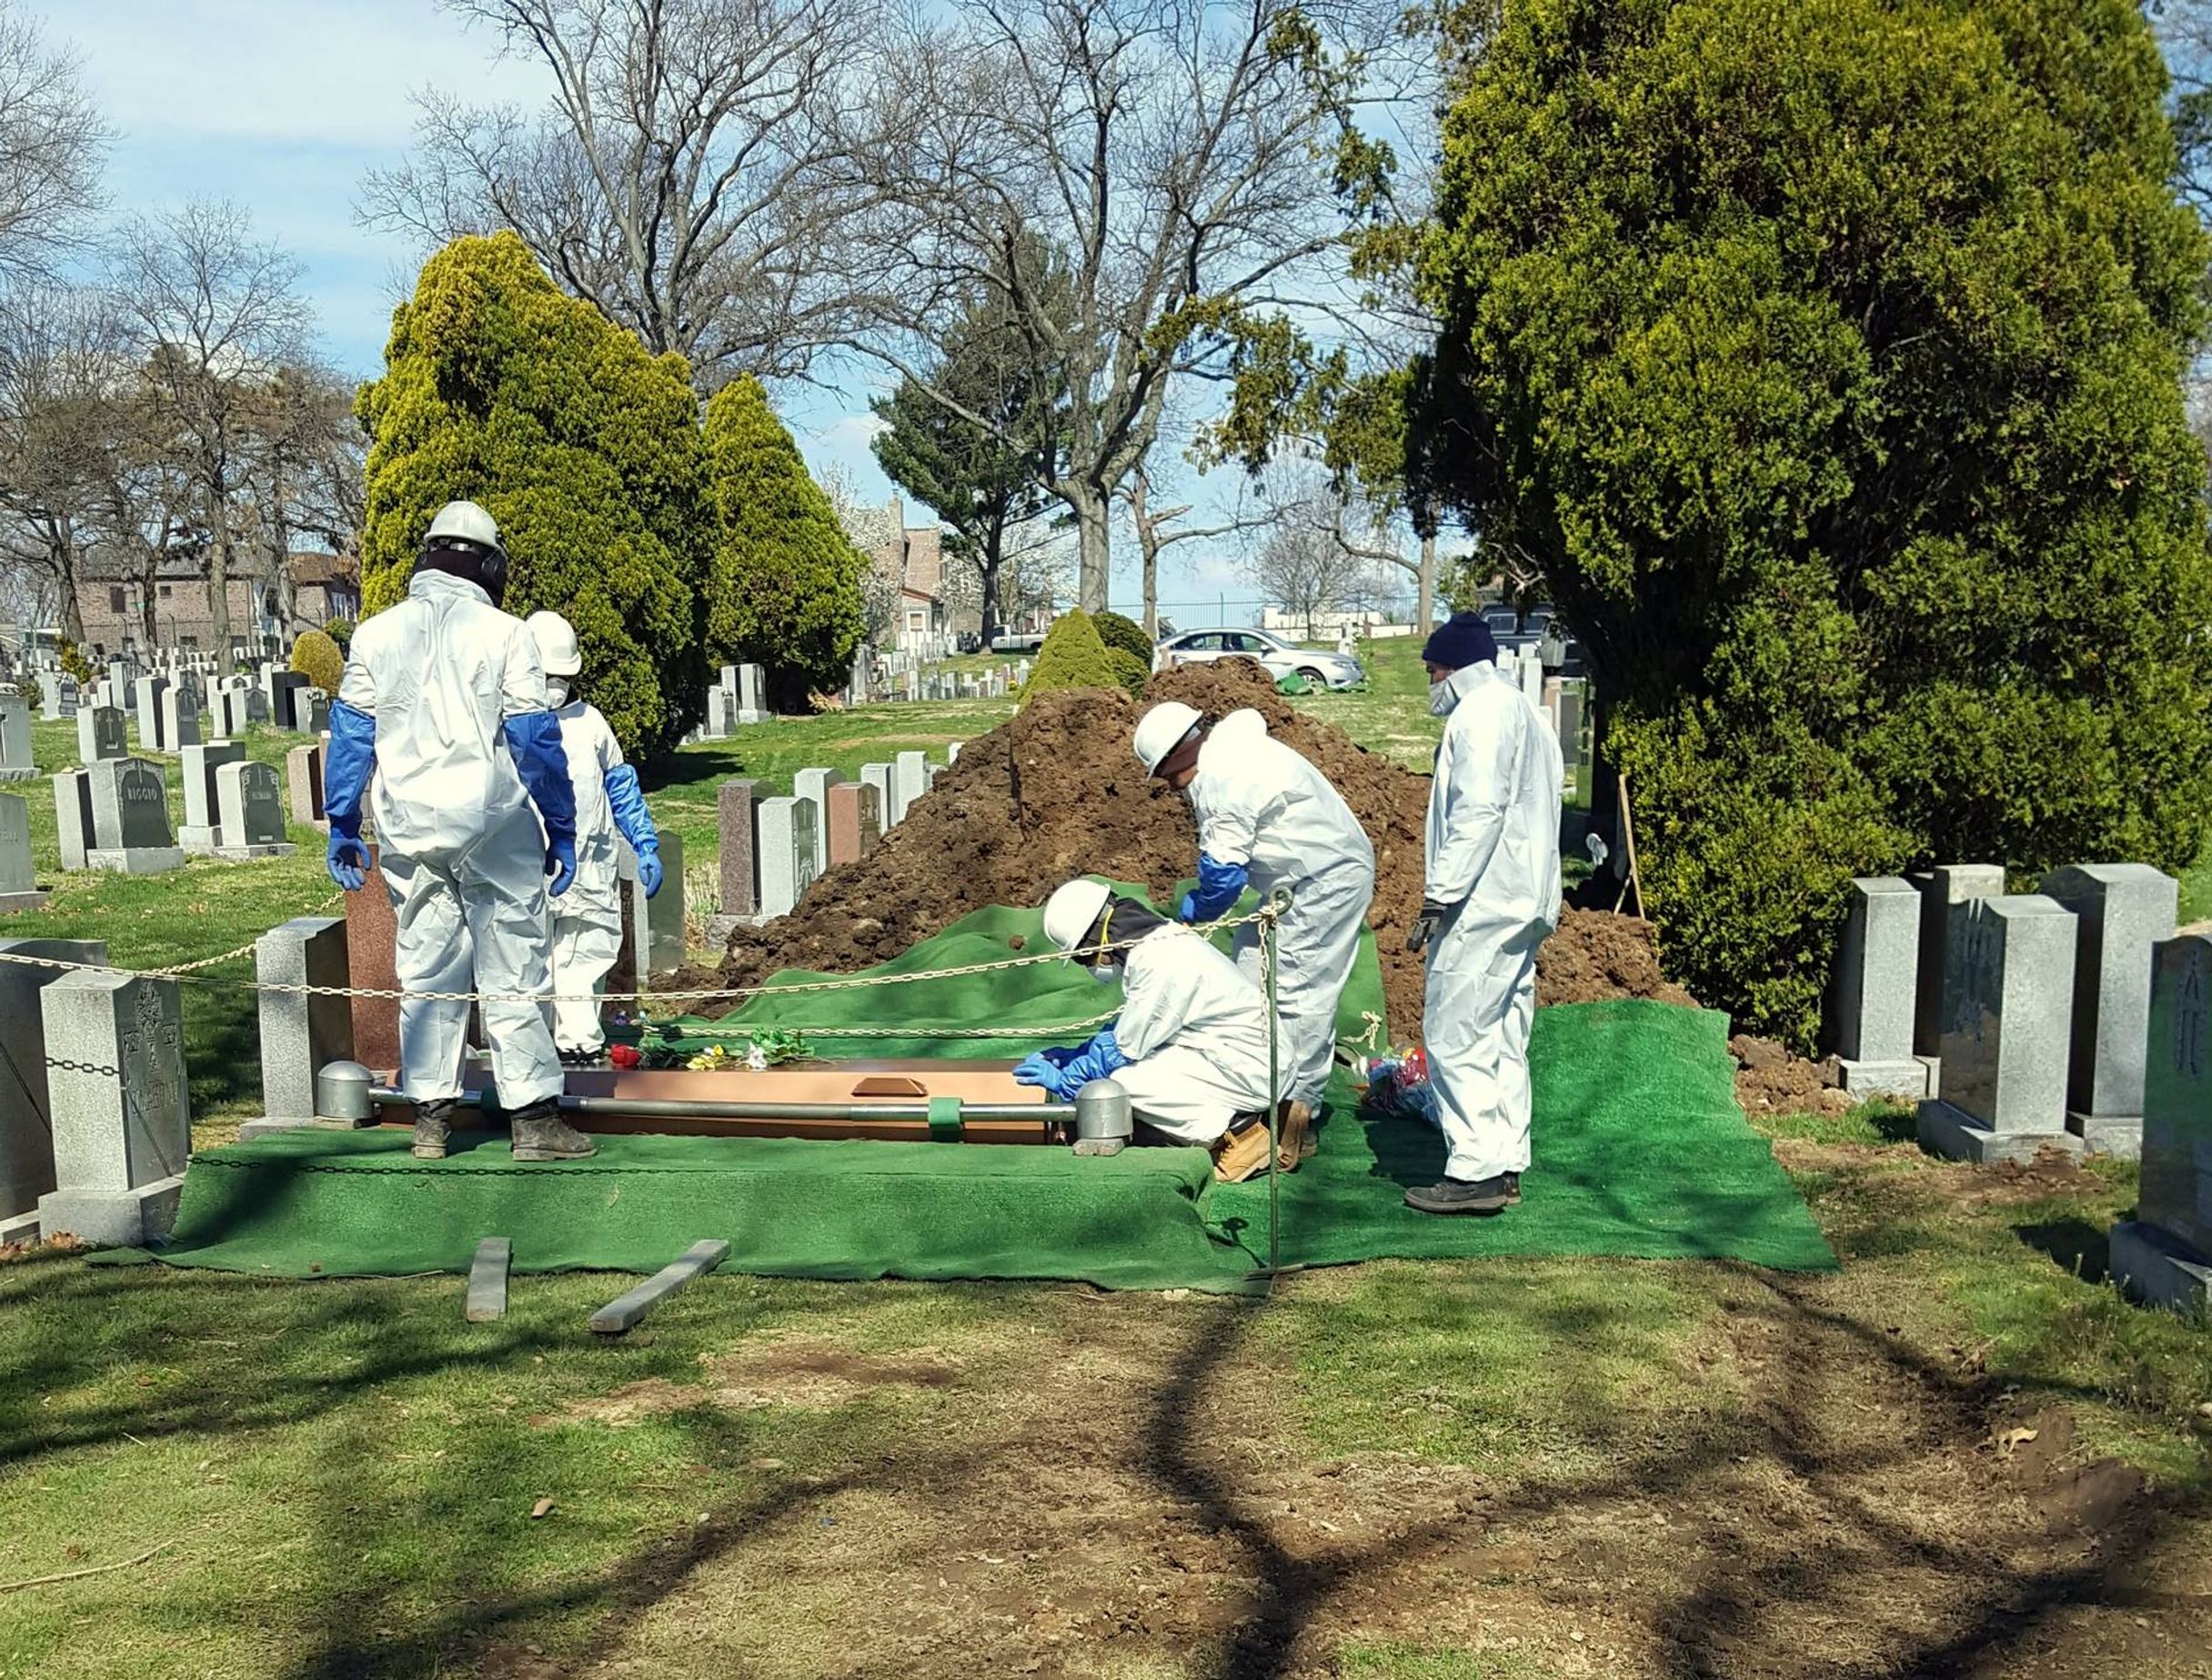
(54, 0, 1343, 622)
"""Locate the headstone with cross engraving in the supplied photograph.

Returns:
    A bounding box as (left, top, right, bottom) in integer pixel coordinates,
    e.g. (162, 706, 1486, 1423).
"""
(158, 684, 200, 750)
(0, 936, 105, 1241)
(2110, 934, 2212, 1313)
(85, 757, 183, 874)
(36, 971, 189, 1246)
(77, 704, 125, 765)
(0, 790, 45, 913)
(1916, 895, 2080, 1164)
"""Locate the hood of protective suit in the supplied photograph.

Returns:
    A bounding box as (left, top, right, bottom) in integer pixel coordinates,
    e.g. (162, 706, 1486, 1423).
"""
(1430, 660, 1491, 718)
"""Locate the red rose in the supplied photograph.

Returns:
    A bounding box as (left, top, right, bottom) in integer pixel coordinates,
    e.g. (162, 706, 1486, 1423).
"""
(608, 1044, 641, 1070)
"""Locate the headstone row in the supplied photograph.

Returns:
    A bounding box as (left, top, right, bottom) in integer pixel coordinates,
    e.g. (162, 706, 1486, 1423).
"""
(714, 746, 960, 920)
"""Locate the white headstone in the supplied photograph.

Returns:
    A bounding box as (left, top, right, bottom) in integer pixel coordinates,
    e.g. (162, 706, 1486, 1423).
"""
(216, 759, 293, 857)
(52, 769, 92, 870)
(892, 750, 929, 825)
(35, 971, 188, 1246)
(756, 796, 817, 918)
(1916, 895, 2081, 1164)
(790, 768, 842, 880)
(132, 675, 169, 752)
(737, 663, 769, 725)
(0, 695, 32, 780)
(0, 936, 105, 1239)
(1830, 877, 1926, 1100)
(0, 790, 43, 910)
(178, 740, 245, 853)
(158, 685, 200, 750)
(860, 761, 896, 830)
(2041, 862, 2178, 1157)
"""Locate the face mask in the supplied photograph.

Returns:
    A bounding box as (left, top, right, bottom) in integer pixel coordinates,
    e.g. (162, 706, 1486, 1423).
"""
(1429, 676, 1457, 717)
(1089, 961, 1121, 986)
(547, 678, 570, 707)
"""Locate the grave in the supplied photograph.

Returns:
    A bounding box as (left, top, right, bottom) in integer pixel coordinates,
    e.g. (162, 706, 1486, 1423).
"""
(1828, 876, 1927, 1099)
(243, 687, 269, 726)
(76, 704, 126, 763)
(791, 768, 842, 879)
(0, 935, 103, 1236)
(1911, 863, 2006, 1091)
(178, 740, 246, 853)
(132, 674, 169, 751)
(892, 750, 930, 825)
(215, 759, 295, 859)
(2040, 863, 2177, 1159)
(825, 780, 880, 868)
(859, 761, 895, 831)
(618, 831, 686, 981)
(756, 796, 817, 918)
(287, 741, 327, 830)
(213, 688, 251, 738)
(38, 671, 76, 720)
(159, 684, 201, 750)
(52, 769, 93, 870)
(706, 687, 735, 738)
(736, 663, 769, 725)
(240, 917, 355, 1135)
(2110, 934, 2212, 1313)
(85, 757, 185, 874)
(0, 790, 48, 912)
(35, 971, 190, 1247)
(268, 671, 308, 732)
(716, 779, 760, 917)
(1915, 895, 2081, 1164)
(0, 695, 33, 780)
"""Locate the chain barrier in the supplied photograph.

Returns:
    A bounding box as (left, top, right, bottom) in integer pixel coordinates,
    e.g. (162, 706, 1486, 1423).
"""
(0, 899, 1287, 1015)
(44, 1056, 120, 1079)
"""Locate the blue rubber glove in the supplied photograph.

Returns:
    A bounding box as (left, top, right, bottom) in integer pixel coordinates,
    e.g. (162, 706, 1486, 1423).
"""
(1185, 853, 1249, 923)
(1060, 1027, 1129, 1088)
(1013, 1052, 1071, 1098)
(1040, 1045, 1081, 1070)
(1178, 890, 1198, 922)
(605, 762, 659, 855)
(502, 710, 578, 896)
(323, 699, 377, 891)
(327, 832, 369, 891)
(635, 846, 663, 898)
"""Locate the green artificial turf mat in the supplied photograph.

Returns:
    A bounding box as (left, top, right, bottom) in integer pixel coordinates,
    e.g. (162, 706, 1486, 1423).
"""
(125, 904, 1832, 1287)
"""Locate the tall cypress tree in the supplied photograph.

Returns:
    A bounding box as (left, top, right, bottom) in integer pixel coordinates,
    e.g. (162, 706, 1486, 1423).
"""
(1418, 0, 2212, 1043)
(355, 232, 708, 759)
(702, 376, 868, 708)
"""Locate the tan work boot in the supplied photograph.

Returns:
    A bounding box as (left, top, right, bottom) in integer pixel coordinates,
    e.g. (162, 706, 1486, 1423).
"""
(1275, 1100, 1314, 1170)
(410, 1099, 455, 1161)
(1212, 1116, 1272, 1184)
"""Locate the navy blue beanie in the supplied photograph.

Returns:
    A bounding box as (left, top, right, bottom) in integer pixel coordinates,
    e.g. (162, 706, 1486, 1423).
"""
(1422, 612, 1498, 671)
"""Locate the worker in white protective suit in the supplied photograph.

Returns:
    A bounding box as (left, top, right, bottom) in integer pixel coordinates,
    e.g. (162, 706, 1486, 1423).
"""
(324, 500, 597, 1164)
(525, 611, 664, 1066)
(1403, 612, 1563, 1214)
(1016, 879, 1284, 1182)
(1134, 702, 1375, 1167)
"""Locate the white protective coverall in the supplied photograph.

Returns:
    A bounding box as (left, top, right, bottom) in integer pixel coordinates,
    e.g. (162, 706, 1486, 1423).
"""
(337, 570, 563, 1108)
(1423, 660, 1563, 1181)
(544, 696, 626, 1053)
(1188, 709, 1376, 1106)
(1111, 922, 1282, 1145)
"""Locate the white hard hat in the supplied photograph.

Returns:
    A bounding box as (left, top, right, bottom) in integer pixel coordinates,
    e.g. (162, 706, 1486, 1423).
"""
(425, 499, 502, 555)
(1041, 878, 1114, 960)
(1133, 701, 1203, 775)
(527, 610, 581, 677)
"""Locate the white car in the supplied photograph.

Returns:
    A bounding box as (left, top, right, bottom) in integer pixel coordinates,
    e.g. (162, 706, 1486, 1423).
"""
(1154, 628, 1365, 689)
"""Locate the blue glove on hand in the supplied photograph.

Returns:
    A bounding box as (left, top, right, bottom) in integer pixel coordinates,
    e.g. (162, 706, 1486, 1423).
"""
(1060, 1027, 1129, 1088)
(1185, 853, 1250, 923)
(327, 833, 369, 891)
(1013, 1052, 1071, 1098)
(1178, 890, 1198, 922)
(546, 834, 577, 898)
(1039, 1045, 1081, 1070)
(635, 845, 663, 899)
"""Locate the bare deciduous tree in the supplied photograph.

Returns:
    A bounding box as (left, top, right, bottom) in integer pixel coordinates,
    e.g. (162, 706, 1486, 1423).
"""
(1248, 510, 1376, 641)
(235, 362, 365, 629)
(0, 2, 108, 286)
(358, 0, 896, 386)
(0, 284, 125, 639)
(1120, 461, 1265, 639)
(850, 0, 1391, 613)
(107, 201, 312, 656)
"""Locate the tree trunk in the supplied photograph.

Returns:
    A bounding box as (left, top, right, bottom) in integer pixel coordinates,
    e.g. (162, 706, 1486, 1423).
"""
(137, 550, 158, 647)
(1071, 487, 1110, 614)
(1417, 532, 1436, 635)
(1141, 536, 1159, 639)
(208, 511, 234, 657)
(979, 528, 1003, 647)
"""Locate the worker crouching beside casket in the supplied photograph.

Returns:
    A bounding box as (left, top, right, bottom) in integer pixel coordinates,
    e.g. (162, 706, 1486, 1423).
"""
(1020, 879, 1285, 1182)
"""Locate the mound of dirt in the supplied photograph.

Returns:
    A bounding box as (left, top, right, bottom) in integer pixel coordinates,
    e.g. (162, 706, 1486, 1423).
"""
(713, 658, 1689, 1036)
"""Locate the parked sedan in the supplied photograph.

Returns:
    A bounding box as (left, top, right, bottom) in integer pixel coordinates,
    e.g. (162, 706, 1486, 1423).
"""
(1154, 627, 1365, 689)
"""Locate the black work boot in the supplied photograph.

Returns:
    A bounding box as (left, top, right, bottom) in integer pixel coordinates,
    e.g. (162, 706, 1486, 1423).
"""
(411, 1099, 456, 1161)
(508, 1098, 597, 1162)
(1404, 1172, 1519, 1216)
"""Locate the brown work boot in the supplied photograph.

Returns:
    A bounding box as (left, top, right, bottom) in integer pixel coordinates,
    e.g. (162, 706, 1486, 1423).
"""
(1212, 1115, 1273, 1184)
(411, 1099, 456, 1161)
(509, 1098, 598, 1162)
(1275, 1100, 1314, 1170)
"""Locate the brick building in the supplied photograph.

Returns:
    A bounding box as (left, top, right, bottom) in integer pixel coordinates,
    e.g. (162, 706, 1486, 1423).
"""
(75, 549, 361, 659)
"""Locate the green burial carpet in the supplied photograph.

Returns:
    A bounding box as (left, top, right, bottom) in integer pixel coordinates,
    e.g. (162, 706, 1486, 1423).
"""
(132, 903, 1834, 1288)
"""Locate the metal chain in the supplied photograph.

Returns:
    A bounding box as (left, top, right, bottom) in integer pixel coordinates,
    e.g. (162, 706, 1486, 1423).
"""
(0, 900, 1285, 1011)
(45, 1057, 120, 1078)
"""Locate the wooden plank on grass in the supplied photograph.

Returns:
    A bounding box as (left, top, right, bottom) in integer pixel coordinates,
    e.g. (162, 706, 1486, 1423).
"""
(588, 1240, 730, 1335)
(466, 1238, 511, 1323)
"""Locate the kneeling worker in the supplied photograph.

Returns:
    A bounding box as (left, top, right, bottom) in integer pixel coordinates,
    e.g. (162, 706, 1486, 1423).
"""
(1017, 879, 1282, 1182)
(1404, 612, 1563, 1215)
(324, 499, 597, 1163)
(526, 610, 664, 1067)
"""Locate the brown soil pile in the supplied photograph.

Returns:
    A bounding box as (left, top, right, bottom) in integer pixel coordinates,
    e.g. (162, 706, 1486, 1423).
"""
(715, 658, 1688, 1036)
(1729, 1032, 1853, 1118)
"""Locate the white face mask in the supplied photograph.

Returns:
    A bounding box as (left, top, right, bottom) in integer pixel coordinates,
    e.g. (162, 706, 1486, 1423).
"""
(1429, 676, 1457, 717)
(547, 678, 570, 707)
(1089, 961, 1121, 986)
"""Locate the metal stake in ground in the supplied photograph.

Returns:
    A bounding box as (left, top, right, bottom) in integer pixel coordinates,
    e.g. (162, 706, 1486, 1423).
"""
(1247, 886, 1299, 1287)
